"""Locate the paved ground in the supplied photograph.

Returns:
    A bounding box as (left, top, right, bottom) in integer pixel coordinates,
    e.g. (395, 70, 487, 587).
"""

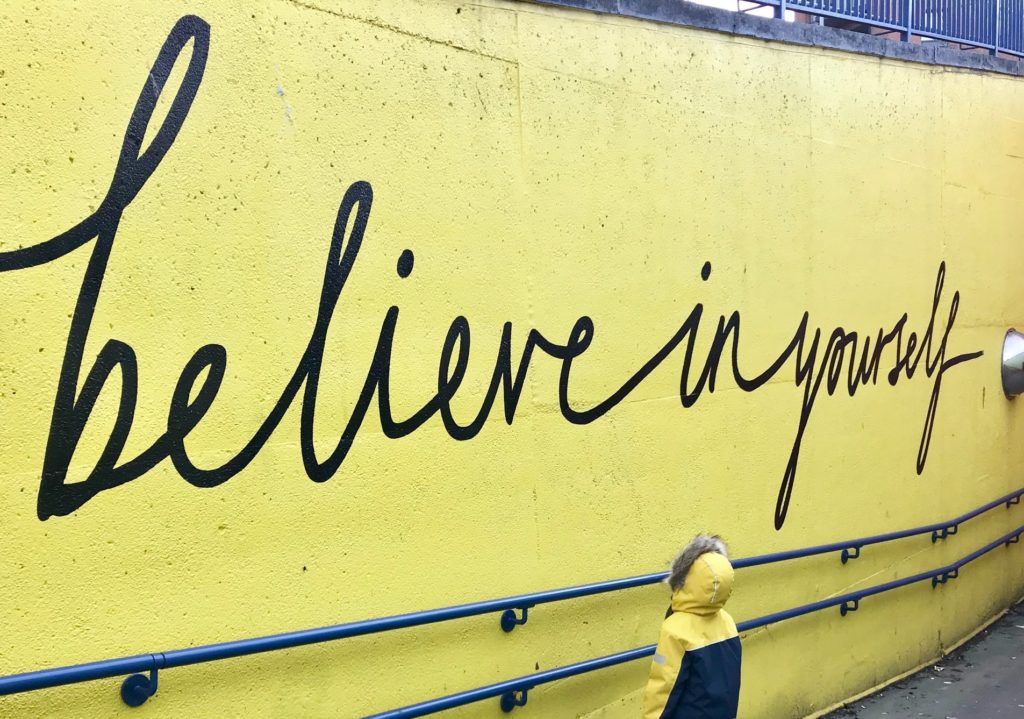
(824, 602, 1024, 718)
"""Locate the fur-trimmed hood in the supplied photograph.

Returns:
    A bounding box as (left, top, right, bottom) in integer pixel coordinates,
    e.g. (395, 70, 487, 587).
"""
(666, 534, 728, 591)
(665, 534, 734, 616)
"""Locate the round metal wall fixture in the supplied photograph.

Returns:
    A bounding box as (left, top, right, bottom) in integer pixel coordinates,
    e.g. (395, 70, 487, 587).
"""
(1001, 329, 1024, 397)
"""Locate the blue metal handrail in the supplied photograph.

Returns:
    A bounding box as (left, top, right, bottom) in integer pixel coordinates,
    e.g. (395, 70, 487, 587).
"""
(367, 523, 1024, 719)
(0, 488, 1020, 706)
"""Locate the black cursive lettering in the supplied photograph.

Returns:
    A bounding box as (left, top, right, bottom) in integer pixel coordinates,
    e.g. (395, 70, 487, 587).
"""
(0, 16, 983, 528)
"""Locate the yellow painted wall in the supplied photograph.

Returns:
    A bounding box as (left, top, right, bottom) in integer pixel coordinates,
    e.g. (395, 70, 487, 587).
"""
(1, 1, 1023, 717)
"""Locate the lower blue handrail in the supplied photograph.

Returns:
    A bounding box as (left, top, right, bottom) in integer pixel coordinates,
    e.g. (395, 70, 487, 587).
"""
(366, 523, 1024, 718)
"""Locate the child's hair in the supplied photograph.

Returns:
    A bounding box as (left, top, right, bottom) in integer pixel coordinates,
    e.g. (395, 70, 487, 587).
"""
(665, 534, 729, 592)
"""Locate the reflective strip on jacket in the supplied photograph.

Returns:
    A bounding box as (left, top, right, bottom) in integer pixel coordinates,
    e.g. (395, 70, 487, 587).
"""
(642, 552, 741, 719)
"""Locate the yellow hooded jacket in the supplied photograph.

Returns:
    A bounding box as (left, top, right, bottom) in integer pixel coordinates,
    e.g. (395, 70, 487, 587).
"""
(641, 552, 741, 719)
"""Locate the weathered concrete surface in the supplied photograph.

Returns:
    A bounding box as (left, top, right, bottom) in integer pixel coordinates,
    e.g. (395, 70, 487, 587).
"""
(825, 602, 1024, 718)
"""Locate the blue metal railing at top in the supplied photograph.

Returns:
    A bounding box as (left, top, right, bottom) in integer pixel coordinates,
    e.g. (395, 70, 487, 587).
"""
(743, 0, 1024, 56)
(367, 523, 1024, 719)
(0, 487, 1021, 708)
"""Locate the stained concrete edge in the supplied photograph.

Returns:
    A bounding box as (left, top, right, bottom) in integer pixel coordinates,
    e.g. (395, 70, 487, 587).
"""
(528, 0, 1024, 77)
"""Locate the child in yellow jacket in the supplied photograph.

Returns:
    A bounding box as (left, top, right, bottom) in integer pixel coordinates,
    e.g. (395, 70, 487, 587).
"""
(642, 535, 741, 719)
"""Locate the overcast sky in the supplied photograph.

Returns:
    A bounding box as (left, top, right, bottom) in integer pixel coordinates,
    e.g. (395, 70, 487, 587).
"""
(688, 1, 790, 19)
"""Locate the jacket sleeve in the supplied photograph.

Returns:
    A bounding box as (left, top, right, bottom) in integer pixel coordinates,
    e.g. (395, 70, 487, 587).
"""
(641, 618, 688, 719)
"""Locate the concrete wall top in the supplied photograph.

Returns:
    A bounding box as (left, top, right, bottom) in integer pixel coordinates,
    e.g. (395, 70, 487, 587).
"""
(533, 0, 1024, 76)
